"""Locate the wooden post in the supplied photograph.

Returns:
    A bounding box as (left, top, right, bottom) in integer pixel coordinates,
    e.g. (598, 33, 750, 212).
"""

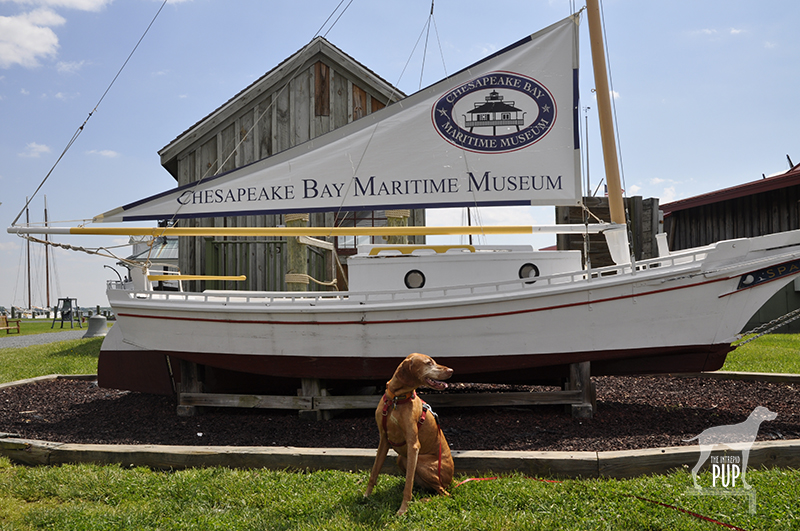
(567, 361, 595, 419)
(299, 378, 330, 421)
(285, 214, 309, 291)
(177, 360, 202, 417)
(386, 210, 410, 245)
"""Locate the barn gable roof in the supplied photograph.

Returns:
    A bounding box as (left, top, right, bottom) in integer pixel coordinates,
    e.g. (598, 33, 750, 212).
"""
(158, 36, 405, 179)
(660, 163, 800, 215)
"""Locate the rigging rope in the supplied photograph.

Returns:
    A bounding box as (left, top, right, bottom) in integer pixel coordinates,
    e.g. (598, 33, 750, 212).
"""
(21, 235, 138, 268)
(166, 0, 357, 238)
(11, 0, 169, 227)
(598, 0, 627, 199)
(331, 0, 450, 236)
(418, 0, 435, 90)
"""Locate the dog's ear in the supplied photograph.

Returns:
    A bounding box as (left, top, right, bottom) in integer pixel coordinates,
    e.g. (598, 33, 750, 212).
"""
(394, 356, 415, 385)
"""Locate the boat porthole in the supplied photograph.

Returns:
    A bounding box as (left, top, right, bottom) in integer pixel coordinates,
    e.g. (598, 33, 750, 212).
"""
(519, 263, 539, 284)
(404, 270, 426, 289)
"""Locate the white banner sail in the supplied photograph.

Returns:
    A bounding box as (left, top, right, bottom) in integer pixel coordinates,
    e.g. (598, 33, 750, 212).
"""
(96, 15, 581, 223)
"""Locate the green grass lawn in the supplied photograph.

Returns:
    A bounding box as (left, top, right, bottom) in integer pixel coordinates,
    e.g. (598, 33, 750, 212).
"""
(1, 318, 92, 337)
(722, 333, 800, 374)
(0, 459, 797, 530)
(1, 330, 798, 529)
(0, 337, 101, 383)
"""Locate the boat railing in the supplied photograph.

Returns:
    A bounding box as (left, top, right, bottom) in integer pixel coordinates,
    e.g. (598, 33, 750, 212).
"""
(114, 246, 710, 307)
(106, 279, 134, 291)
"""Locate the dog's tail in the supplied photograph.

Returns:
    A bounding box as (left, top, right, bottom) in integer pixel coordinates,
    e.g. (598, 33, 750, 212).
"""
(682, 435, 699, 443)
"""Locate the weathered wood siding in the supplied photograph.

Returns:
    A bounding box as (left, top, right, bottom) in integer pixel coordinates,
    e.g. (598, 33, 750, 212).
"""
(168, 48, 422, 292)
(663, 185, 800, 250)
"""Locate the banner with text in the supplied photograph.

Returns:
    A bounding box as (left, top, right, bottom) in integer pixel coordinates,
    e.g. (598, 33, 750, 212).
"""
(97, 15, 581, 223)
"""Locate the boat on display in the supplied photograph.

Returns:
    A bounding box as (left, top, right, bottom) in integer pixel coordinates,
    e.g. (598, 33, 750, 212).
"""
(9, 2, 800, 395)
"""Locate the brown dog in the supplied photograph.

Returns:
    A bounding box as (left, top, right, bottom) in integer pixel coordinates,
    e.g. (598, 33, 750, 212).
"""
(364, 353, 454, 515)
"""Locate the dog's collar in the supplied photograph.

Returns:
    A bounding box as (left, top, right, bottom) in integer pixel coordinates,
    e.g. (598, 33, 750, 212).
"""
(383, 388, 415, 405)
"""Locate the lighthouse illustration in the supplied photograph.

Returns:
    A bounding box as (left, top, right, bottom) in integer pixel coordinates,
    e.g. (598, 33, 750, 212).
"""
(463, 90, 526, 136)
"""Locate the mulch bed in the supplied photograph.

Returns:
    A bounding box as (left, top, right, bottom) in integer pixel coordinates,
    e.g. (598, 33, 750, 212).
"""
(1, 376, 798, 452)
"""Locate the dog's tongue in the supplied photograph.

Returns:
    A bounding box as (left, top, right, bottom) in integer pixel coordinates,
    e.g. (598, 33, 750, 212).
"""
(427, 378, 448, 390)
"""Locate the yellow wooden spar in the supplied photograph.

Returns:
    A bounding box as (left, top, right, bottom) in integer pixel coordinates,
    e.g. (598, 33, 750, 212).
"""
(586, 0, 625, 225)
(7, 224, 617, 237)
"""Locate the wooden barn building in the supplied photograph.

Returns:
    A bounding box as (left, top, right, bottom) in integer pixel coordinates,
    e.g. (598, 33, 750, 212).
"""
(661, 162, 800, 332)
(157, 37, 425, 293)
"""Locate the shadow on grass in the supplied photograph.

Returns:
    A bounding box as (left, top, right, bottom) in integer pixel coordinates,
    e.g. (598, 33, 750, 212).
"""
(45, 337, 102, 359)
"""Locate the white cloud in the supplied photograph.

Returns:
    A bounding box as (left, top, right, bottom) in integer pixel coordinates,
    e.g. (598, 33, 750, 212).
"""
(19, 141, 51, 157)
(20, 87, 29, 95)
(87, 149, 119, 158)
(628, 184, 641, 195)
(660, 186, 677, 203)
(0, 1, 112, 69)
(54, 90, 78, 100)
(729, 28, 745, 35)
(2, 0, 112, 11)
(56, 59, 85, 73)
(0, 8, 64, 68)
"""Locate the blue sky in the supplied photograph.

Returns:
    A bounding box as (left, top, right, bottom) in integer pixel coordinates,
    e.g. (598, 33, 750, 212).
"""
(1, 0, 798, 308)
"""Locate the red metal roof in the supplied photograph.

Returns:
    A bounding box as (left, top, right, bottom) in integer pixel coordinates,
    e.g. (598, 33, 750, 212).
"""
(660, 164, 800, 215)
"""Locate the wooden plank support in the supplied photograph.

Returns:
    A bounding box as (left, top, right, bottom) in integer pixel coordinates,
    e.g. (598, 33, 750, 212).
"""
(177, 360, 202, 417)
(299, 378, 330, 420)
(313, 391, 585, 411)
(179, 393, 313, 410)
(567, 361, 596, 419)
(171, 390, 586, 413)
(173, 364, 593, 418)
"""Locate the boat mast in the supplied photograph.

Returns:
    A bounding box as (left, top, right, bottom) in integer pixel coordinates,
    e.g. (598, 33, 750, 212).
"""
(25, 198, 31, 310)
(586, 0, 625, 225)
(44, 196, 51, 309)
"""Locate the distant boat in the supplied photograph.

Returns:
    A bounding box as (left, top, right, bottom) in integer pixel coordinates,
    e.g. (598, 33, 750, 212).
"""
(10, 3, 800, 395)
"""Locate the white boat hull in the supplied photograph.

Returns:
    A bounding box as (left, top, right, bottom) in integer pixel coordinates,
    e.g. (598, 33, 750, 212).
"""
(99, 230, 800, 392)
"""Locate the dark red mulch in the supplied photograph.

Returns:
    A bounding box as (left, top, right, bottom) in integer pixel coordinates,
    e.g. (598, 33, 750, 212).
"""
(1, 376, 798, 452)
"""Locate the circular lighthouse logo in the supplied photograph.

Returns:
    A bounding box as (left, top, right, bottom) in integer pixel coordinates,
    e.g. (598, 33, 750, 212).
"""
(431, 71, 557, 154)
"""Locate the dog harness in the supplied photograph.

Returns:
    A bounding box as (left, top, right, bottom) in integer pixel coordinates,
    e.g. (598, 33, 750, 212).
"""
(381, 389, 445, 490)
(381, 390, 435, 447)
